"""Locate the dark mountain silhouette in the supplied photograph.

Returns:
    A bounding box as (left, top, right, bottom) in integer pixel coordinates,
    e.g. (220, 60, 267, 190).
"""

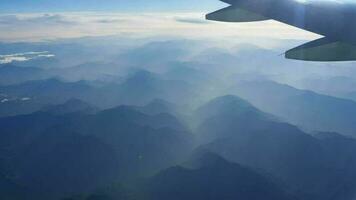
(140, 152, 297, 200)
(0, 105, 193, 199)
(68, 153, 297, 200)
(15, 132, 120, 199)
(0, 173, 32, 200)
(0, 112, 66, 150)
(196, 95, 356, 200)
(66, 106, 194, 178)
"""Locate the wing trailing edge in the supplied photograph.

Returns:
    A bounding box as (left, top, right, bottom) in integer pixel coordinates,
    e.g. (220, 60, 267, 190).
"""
(206, 6, 269, 22)
(286, 37, 356, 61)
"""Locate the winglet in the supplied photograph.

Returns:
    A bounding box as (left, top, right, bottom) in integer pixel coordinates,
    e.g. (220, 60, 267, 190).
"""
(285, 37, 356, 61)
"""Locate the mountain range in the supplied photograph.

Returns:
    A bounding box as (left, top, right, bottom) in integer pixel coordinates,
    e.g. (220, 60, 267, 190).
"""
(0, 101, 194, 199)
(232, 80, 356, 137)
(195, 95, 356, 200)
(2, 38, 356, 200)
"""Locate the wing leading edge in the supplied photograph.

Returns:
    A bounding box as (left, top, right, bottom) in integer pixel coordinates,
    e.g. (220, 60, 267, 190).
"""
(206, 6, 269, 22)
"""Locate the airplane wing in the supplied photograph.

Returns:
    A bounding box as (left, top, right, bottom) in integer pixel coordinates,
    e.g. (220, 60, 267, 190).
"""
(206, 0, 356, 61)
(286, 37, 356, 61)
(206, 6, 269, 22)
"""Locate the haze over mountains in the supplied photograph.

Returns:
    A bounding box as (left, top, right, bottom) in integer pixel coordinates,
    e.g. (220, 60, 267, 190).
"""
(1, 36, 356, 200)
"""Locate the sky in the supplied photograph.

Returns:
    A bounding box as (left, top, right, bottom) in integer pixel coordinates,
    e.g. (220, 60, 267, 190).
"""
(0, 0, 225, 12)
(1, 0, 350, 12)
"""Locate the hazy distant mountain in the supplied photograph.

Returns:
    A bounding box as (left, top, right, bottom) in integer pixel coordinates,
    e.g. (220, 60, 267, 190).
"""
(0, 64, 49, 85)
(196, 95, 268, 121)
(0, 78, 95, 107)
(135, 99, 177, 116)
(196, 95, 356, 200)
(345, 91, 356, 102)
(195, 95, 275, 144)
(0, 42, 117, 69)
(0, 60, 123, 85)
(116, 70, 162, 102)
(0, 81, 98, 117)
(0, 78, 92, 101)
(297, 76, 356, 97)
(117, 41, 191, 70)
(41, 99, 98, 115)
(0, 71, 197, 110)
(190, 44, 282, 77)
(56, 62, 123, 82)
(232, 80, 356, 137)
(163, 64, 214, 85)
(97, 70, 196, 107)
(0, 96, 45, 117)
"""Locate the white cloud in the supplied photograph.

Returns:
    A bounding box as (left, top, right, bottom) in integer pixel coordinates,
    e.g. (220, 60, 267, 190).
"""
(1, 99, 9, 103)
(0, 51, 55, 64)
(0, 14, 75, 25)
(0, 56, 29, 64)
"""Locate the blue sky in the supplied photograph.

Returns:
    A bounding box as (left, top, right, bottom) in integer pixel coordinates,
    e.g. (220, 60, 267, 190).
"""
(0, 0, 225, 12)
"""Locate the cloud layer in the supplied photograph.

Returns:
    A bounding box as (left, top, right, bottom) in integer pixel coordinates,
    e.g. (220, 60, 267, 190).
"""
(0, 0, 224, 12)
(0, 12, 319, 43)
